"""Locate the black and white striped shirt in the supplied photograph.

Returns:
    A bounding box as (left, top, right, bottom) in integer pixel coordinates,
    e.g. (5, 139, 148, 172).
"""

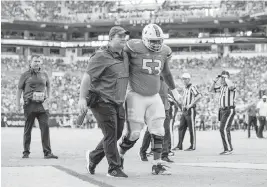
(183, 84, 200, 107)
(214, 85, 236, 108)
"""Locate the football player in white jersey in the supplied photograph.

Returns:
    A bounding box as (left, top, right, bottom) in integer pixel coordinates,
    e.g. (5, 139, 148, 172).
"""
(118, 23, 181, 175)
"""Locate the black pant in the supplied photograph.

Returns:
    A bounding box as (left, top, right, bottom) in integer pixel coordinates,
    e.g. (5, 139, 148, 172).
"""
(23, 102, 51, 155)
(199, 120, 205, 131)
(90, 102, 125, 172)
(248, 116, 258, 138)
(168, 114, 175, 151)
(140, 128, 151, 155)
(178, 108, 196, 149)
(258, 116, 266, 138)
(219, 109, 235, 151)
(140, 109, 171, 157)
(162, 110, 171, 157)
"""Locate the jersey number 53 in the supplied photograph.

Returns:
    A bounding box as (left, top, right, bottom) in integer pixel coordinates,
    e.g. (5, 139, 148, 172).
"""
(142, 59, 162, 75)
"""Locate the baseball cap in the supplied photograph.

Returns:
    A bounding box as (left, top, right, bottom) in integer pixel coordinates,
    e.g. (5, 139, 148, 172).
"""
(181, 73, 191, 79)
(262, 95, 267, 99)
(221, 70, 230, 78)
(109, 26, 130, 39)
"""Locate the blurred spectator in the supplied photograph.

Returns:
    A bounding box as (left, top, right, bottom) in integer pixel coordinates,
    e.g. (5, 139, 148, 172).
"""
(2, 1, 265, 23)
(1, 55, 267, 131)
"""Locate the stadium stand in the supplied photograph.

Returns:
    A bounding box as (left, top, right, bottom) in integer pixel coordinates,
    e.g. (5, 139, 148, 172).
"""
(2, 55, 267, 129)
(1, 1, 266, 23)
(1, 0, 267, 128)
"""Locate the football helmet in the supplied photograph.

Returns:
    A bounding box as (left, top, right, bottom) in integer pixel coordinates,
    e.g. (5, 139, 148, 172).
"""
(142, 24, 164, 52)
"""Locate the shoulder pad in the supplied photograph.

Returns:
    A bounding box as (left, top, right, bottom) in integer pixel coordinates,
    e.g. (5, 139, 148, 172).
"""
(162, 44, 172, 59)
(126, 39, 144, 53)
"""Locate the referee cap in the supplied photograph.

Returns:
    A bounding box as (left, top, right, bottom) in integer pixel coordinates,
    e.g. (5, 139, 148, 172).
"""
(109, 26, 130, 40)
(182, 73, 191, 79)
(262, 95, 267, 99)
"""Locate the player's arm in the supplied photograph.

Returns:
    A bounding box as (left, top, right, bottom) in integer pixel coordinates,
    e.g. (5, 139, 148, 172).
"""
(161, 46, 175, 90)
(161, 62, 175, 90)
(161, 59, 181, 102)
(168, 90, 182, 109)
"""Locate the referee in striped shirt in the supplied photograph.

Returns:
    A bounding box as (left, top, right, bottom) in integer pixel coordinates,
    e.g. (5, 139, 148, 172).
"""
(209, 70, 236, 155)
(175, 73, 202, 151)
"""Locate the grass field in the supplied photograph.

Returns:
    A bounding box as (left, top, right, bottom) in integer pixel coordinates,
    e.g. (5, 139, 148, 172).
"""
(1, 127, 267, 187)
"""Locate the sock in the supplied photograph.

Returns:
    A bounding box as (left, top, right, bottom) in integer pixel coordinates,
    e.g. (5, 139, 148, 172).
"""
(153, 152, 161, 160)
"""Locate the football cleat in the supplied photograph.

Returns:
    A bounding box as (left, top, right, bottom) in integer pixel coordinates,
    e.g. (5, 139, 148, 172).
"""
(184, 147, 195, 151)
(162, 156, 174, 163)
(44, 153, 58, 159)
(219, 151, 231, 155)
(152, 163, 171, 175)
(168, 151, 175, 156)
(22, 153, 29, 158)
(139, 152, 148, 161)
(86, 150, 96, 174)
(107, 168, 128, 178)
(228, 149, 233, 154)
(146, 151, 153, 157)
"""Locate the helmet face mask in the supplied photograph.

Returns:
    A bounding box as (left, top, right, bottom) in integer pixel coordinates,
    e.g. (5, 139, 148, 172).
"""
(142, 24, 164, 52)
(147, 39, 163, 51)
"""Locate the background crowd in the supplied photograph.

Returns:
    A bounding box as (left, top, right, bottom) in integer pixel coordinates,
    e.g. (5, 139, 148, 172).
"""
(1, 1, 266, 23)
(2, 55, 267, 129)
(1, 0, 267, 129)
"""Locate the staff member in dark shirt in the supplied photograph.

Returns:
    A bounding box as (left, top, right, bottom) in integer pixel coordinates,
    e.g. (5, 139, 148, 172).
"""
(79, 26, 129, 178)
(16, 55, 58, 159)
(209, 70, 236, 155)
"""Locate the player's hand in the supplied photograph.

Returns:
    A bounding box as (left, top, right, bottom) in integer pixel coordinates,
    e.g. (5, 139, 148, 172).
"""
(78, 98, 88, 114)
